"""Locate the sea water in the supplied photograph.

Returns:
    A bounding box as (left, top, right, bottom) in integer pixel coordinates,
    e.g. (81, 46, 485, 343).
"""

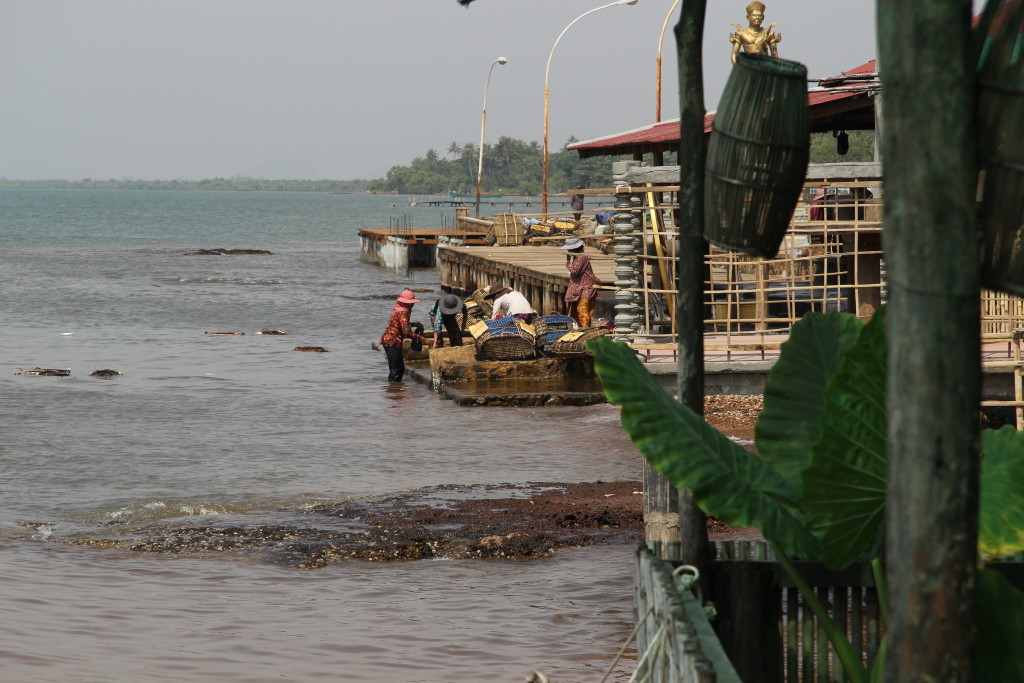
(0, 189, 641, 682)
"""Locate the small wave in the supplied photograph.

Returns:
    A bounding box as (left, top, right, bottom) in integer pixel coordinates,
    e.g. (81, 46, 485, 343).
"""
(104, 500, 233, 523)
(33, 524, 54, 540)
(149, 375, 228, 382)
(178, 504, 227, 517)
(155, 276, 282, 286)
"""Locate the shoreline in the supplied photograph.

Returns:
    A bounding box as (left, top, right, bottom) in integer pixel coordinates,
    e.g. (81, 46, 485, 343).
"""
(67, 397, 764, 568)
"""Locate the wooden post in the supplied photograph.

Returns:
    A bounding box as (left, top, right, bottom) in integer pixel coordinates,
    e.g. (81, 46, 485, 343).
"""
(879, 2, 980, 681)
(674, 0, 712, 570)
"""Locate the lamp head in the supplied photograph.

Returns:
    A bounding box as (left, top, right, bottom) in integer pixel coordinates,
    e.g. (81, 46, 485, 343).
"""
(618, 0, 639, 5)
(497, 57, 508, 65)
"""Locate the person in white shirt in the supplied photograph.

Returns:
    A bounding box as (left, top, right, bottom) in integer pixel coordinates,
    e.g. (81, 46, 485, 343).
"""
(484, 281, 534, 325)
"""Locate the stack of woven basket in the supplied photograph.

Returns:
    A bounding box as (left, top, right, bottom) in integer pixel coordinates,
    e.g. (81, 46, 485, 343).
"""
(470, 314, 536, 360)
(533, 314, 576, 354)
(548, 327, 609, 357)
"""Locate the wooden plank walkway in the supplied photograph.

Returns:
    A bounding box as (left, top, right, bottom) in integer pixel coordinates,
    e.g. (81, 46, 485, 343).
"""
(438, 244, 616, 317)
(357, 227, 488, 246)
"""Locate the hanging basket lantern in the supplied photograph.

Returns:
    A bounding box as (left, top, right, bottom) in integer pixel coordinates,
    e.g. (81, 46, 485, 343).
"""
(704, 53, 810, 258)
(977, 0, 1024, 294)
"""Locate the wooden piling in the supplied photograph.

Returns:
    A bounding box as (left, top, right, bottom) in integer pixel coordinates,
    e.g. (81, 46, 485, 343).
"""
(879, 3, 980, 680)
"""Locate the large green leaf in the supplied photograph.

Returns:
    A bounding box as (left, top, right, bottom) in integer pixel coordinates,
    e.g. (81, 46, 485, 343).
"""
(801, 307, 888, 569)
(588, 337, 820, 559)
(979, 426, 1024, 561)
(756, 312, 865, 494)
(976, 567, 1024, 680)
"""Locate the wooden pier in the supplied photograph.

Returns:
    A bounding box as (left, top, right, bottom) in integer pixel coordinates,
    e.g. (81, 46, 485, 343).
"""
(358, 227, 488, 269)
(409, 195, 573, 209)
(438, 244, 616, 317)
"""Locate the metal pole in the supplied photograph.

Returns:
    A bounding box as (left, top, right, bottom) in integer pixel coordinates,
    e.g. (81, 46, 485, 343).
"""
(475, 57, 507, 219)
(543, 0, 638, 218)
(656, 0, 681, 124)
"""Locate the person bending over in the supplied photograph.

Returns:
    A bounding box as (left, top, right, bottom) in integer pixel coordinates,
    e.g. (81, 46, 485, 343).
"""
(379, 289, 426, 382)
(484, 281, 533, 325)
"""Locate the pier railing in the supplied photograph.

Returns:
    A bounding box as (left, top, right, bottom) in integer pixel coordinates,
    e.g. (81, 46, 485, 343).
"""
(638, 540, 1024, 682)
(638, 540, 883, 683)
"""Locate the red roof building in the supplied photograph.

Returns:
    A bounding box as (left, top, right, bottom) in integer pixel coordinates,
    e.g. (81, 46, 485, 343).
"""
(569, 60, 879, 160)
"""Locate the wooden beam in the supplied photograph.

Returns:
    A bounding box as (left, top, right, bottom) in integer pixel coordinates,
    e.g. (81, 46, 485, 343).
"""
(674, 0, 712, 571)
(880, 2, 980, 681)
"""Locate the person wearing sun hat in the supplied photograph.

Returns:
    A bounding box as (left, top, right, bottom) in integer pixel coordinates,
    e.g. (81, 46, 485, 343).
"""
(561, 237, 601, 327)
(379, 289, 426, 382)
(427, 293, 468, 349)
(484, 280, 533, 324)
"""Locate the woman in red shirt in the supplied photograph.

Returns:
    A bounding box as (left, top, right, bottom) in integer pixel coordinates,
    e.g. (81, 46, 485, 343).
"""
(379, 289, 426, 382)
(561, 238, 600, 328)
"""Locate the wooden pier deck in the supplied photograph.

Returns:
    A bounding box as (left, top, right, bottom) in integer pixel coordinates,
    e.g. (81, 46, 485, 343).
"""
(438, 244, 616, 317)
(409, 195, 574, 209)
(357, 227, 489, 246)
(359, 226, 489, 270)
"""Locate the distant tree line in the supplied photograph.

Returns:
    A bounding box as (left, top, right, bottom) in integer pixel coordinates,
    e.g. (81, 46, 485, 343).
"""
(366, 137, 624, 195)
(0, 177, 371, 193)
(0, 132, 872, 195)
(367, 131, 874, 195)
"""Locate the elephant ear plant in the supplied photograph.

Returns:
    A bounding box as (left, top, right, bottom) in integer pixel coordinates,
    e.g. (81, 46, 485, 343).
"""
(586, 307, 1024, 682)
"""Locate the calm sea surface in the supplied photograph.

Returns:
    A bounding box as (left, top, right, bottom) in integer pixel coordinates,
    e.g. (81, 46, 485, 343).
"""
(0, 189, 641, 682)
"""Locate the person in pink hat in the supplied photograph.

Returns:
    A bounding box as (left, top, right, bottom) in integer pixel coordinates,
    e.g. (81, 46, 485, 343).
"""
(379, 289, 426, 382)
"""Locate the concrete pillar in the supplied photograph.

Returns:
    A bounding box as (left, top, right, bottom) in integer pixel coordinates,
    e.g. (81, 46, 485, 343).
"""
(384, 236, 409, 272)
(611, 161, 644, 339)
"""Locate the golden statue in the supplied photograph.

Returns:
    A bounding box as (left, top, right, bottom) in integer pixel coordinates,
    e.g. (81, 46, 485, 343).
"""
(730, 1, 781, 63)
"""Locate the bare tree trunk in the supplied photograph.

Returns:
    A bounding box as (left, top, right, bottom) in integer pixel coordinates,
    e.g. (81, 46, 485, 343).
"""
(878, 2, 980, 680)
(673, 0, 712, 571)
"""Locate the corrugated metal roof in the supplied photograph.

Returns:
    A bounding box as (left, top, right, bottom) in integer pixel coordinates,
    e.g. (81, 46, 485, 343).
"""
(569, 59, 879, 158)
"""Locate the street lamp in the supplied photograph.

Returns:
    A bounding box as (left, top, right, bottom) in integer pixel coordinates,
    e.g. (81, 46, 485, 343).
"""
(542, 0, 638, 218)
(476, 56, 508, 218)
(656, 0, 681, 123)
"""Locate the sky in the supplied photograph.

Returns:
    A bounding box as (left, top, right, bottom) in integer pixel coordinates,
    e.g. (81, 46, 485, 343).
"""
(0, 1, 986, 182)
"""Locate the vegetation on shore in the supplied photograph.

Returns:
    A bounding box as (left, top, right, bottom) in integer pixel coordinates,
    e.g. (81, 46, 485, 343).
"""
(366, 136, 614, 196)
(365, 131, 873, 195)
(0, 132, 873, 194)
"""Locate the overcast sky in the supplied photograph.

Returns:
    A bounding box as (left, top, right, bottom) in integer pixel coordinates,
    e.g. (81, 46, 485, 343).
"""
(0, 1, 986, 181)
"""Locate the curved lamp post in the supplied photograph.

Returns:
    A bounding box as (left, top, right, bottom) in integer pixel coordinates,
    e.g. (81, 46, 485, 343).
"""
(542, 0, 638, 218)
(656, 0, 681, 123)
(475, 56, 508, 218)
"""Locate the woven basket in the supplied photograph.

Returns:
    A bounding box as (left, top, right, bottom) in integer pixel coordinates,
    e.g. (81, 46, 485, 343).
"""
(534, 314, 576, 352)
(525, 221, 579, 242)
(977, 0, 1024, 294)
(704, 54, 810, 258)
(467, 291, 493, 318)
(470, 316, 537, 360)
(463, 300, 489, 327)
(549, 327, 608, 357)
(490, 213, 526, 246)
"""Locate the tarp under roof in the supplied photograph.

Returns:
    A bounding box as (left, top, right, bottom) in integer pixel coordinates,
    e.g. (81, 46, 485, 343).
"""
(569, 59, 878, 160)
